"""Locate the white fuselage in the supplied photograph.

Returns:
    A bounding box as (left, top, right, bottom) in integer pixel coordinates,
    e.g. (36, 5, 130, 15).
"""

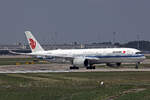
(23, 31, 146, 68)
(31, 48, 145, 64)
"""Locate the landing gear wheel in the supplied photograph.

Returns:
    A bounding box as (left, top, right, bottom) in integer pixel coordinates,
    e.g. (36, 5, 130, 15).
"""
(135, 64, 138, 69)
(116, 63, 121, 67)
(135, 62, 140, 69)
(70, 66, 79, 70)
(92, 66, 96, 69)
(86, 67, 90, 69)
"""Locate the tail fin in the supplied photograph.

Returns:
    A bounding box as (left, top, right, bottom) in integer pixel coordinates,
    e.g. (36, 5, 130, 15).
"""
(25, 31, 44, 53)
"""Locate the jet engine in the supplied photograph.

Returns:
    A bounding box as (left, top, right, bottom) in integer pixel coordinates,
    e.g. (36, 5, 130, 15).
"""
(72, 58, 89, 67)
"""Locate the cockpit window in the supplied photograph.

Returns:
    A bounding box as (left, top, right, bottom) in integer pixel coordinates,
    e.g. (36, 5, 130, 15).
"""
(136, 52, 143, 54)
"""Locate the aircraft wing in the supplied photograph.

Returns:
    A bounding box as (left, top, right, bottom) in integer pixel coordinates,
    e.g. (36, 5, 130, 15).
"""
(84, 56, 99, 60)
(45, 55, 100, 61)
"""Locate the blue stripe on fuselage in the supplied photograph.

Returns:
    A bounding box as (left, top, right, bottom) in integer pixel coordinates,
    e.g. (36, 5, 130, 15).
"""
(86, 55, 145, 58)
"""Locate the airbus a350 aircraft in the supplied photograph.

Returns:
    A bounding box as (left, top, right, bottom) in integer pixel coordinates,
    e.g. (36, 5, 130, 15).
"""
(13, 31, 146, 69)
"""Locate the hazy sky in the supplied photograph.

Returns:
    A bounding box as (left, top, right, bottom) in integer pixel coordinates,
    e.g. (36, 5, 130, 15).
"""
(0, 0, 150, 44)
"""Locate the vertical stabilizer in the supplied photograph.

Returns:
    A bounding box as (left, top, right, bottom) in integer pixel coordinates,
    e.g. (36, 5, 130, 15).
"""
(25, 31, 44, 53)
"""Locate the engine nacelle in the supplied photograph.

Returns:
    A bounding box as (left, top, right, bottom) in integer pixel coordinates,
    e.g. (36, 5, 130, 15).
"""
(73, 58, 89, 67)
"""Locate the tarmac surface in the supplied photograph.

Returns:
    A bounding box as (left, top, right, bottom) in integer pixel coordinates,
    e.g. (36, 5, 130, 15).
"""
(0, 63, 150, 73)
(0, 55, 150, 73)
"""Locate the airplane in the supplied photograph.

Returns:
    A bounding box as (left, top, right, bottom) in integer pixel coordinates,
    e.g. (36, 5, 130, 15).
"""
(11, 31, 146, 69)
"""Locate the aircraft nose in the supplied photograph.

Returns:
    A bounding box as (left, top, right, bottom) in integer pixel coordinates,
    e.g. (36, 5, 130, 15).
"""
(138, 54, 146, 61)
(142, 55, 146, 60)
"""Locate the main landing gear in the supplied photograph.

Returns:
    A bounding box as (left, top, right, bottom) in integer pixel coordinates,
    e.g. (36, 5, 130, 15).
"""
(70, 66, 79, 70)
(70, 65, 96, 70)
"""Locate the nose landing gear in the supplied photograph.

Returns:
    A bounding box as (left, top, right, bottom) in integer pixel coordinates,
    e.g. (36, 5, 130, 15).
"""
(135, 62, 140, 69)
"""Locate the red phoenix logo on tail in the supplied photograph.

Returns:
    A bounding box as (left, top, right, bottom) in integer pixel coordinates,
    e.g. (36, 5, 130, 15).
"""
(29, 38, 36, 49)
